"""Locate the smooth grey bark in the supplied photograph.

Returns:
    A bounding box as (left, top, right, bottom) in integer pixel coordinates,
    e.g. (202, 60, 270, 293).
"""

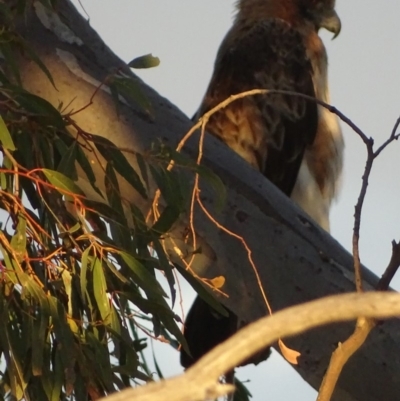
(12, 1, 400, 400)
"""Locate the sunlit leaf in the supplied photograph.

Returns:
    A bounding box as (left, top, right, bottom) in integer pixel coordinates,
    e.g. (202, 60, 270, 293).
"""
(128, 53, 160, 69)
(0, 171, 7, 191)
(208, 275, 225, 289)
(10, 214, 27, 263)
(109, 304, 121, 334)
(135, 153, 149, 191)
(279, 338, 300, 365)
(91, 256, 111, 324)
(80, 247, 90, 304)
(43, 168, 84, 195)
(0, 115, 16, 151)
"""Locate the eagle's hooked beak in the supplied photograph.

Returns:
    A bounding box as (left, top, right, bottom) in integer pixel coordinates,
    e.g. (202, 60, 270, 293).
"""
(320, 9, 341, 39)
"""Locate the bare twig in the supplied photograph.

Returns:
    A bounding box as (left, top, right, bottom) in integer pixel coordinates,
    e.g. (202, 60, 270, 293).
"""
(377, 240, 400, 291)
(317, 116, 400, 401)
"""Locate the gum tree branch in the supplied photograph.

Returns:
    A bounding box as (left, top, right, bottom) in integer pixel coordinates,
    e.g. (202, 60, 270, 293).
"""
(101, 293, 400, 401)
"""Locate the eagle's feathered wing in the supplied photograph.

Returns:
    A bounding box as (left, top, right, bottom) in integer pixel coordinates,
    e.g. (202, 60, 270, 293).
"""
(197, 19, 318, 195)
(181, 14, 343, 368)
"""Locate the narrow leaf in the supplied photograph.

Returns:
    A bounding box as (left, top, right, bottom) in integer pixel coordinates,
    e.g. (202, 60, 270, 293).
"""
(43, 168, 84, 195)
(93, 136, 147, 199)
(0, 116, 16, 150)
(149, 166, 187, 211)
(151, 205, 181, 235)
(80, 247, 90, 304)
(10, 214, 27, 262)
(90, 256, 111, 324)
(196, 164, 227, 211)
(76, 145, 103, 197)
(104, 162, 125, 218)
(22, 39, 57, 89)
(119, 251, 167, 298)
(151, 238, 176, 306)
(57, 141, 78, 180)
(14, 92, 65, 129)
(0, 42, 21, 85)
(135, 153, 149, 190)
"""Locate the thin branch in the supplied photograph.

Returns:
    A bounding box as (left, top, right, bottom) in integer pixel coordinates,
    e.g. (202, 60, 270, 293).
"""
(100, 292, 400, 401)
(377, 240, 400, 291)
(317, 114, 400, 401)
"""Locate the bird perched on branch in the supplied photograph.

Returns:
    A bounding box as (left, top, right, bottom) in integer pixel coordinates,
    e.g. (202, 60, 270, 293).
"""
(180, 0, 344, 370)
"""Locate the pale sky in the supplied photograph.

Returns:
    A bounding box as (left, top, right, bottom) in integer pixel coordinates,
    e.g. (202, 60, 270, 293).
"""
(70, 1, 400, 399)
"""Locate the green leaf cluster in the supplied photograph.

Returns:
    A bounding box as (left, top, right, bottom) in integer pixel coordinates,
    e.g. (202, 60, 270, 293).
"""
(0, 2, 232, 401)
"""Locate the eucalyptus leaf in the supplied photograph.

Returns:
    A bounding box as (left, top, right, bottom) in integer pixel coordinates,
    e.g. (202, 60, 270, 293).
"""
(151, 205, 181, 235)
(93, 135, 147, 199)
(104, 162, 125, 218)
(10, 214, 27, 263)
(0, 41, 22, 85)
(76, 145, 103, 198)
(109, 75, 152, 115)
(128, 53, 160, 69)
(150, 238, 176, 306)
(80, 247, 90, 304)
(0, 115, 16, 151)
(90, 256, 111, 325)
(43, 168, 84, 196)
(57, 141, 78, 180)
(22, 39, 57, 89)
(119, 251, 167, 299)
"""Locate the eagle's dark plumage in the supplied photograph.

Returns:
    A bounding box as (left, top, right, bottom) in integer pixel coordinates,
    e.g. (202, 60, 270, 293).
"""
(181, 0, 344, 370)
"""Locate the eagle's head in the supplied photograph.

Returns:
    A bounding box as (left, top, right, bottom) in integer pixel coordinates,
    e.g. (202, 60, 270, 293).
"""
(236, 0, 341, 38)
(299, 0, 341, 38)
